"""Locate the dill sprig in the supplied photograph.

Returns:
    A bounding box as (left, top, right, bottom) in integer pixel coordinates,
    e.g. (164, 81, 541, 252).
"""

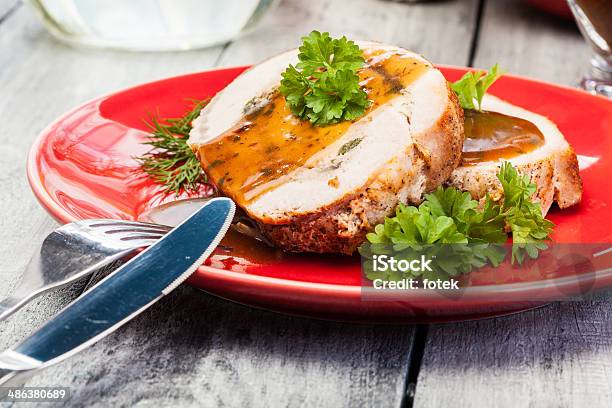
(137, 99, 209, 195)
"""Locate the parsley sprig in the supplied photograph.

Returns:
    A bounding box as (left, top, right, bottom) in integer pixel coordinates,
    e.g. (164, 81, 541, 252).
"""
(451, 64, 504, 111)
(361, 163, 554, 280)
(280, 31, 371, 126)
(137, 100, 208, 195)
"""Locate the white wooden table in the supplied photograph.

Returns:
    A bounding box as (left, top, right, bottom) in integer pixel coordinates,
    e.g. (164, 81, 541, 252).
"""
(1, 0, 610, 406)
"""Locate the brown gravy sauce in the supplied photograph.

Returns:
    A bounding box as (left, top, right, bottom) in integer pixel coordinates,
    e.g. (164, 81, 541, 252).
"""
(215, 229, 283, 265)
(138, 198, 283, 266)
(197, 49, 430, 207)
(461, 109, 545, 165)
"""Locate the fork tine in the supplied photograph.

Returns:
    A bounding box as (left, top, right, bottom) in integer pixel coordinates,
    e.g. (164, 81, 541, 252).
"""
(119, 237, 161, 245)
(101, 224, 171, 233)
(85, 220, 172, 231)
(108, 231, 166, 240)
(103, 227, 170, 236)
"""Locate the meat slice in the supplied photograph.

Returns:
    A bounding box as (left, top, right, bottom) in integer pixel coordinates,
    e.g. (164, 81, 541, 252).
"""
(447, 94, 582, 215)
(188, 42, 464, 254)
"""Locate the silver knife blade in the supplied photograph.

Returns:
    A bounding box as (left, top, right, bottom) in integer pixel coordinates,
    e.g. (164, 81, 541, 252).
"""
(0, 197, 234, 378)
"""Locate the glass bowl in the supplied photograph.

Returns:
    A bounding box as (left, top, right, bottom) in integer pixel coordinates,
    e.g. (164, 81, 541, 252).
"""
(26, 0, 278, 52)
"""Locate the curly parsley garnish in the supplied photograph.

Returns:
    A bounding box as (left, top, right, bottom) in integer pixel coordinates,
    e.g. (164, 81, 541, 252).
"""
(137, 100, 208, 195)
(496, 162, 555, 263)
(451, 64, 504, 111)
(361, 163, 554, 280)
(279, 31, 371, 126)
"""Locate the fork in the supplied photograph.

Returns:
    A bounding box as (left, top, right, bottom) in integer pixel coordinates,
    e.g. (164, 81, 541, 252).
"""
(0, 219, 172, 321)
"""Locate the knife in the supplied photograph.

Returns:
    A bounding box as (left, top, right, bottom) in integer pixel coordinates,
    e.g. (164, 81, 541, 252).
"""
(0, 197, 235, 386)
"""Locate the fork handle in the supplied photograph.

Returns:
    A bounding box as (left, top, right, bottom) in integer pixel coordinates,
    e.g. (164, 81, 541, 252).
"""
(0, 357, 38, 392)
(0, 297, 26, 322)
(0, 369, 39, 399)
(0, 247, 135, 323)
(0, 368, 21, 387)
(0, 352, 39, 391)
(0, 251, 47, 322)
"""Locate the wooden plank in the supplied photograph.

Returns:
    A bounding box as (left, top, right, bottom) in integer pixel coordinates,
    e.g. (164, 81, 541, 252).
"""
(218, 0, 480, 67)
(469, 0, 590, 84)
(415, 302, 612, 407)
(414, 1, 612, 407)
(0, 0, 484, 405)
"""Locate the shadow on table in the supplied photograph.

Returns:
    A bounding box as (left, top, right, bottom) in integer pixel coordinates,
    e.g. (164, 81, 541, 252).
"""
(23, 285, 415, 406)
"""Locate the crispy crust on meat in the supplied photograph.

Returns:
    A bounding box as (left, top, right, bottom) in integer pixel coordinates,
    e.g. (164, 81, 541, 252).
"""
(259, 85, 464, 254)
(447, 145, 582, 215)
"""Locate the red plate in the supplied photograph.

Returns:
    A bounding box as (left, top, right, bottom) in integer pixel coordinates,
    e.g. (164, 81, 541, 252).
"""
(27, 66, 612, 322)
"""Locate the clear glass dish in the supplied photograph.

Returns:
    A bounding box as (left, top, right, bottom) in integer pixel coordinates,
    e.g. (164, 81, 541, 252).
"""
(26, 0, 277, 52)
(567, 0, 612, 97)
